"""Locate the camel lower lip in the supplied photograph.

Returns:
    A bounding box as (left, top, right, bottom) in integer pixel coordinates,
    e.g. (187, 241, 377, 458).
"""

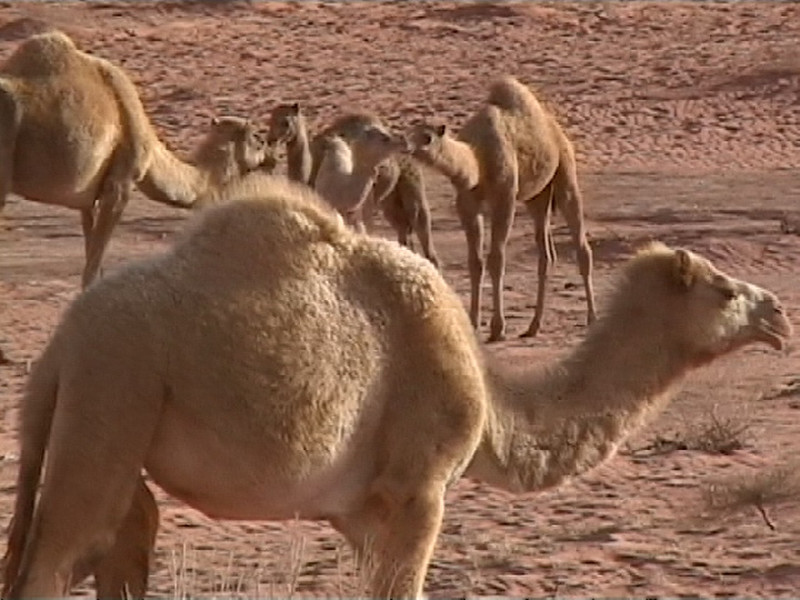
(758, 325, 789, 351)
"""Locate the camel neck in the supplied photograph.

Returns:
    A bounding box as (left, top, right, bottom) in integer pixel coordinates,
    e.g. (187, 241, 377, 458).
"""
(286, 119, 312, 184)
(136, 139, 208, 209)
(436, 136, 480, 190)
(466, 315, 693, 494)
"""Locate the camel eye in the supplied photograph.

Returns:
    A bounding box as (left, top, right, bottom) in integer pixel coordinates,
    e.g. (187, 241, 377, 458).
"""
(717, 285, 738, 301)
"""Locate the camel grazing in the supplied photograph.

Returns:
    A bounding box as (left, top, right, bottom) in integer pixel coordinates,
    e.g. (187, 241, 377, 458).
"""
(0, 30, 266, 288)
(2, 174, 792, 599)
(313, 126, 408, 231)
(267, 104, 439, 266)
(408, 75, 596, 341)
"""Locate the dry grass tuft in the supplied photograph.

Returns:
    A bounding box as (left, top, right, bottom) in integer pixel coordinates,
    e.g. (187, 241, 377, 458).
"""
(702, 462, 800, 530)
(626, 404, 753, 458)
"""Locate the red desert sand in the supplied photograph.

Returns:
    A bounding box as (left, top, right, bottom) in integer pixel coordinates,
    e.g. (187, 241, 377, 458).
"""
(0, 1, 799, 597)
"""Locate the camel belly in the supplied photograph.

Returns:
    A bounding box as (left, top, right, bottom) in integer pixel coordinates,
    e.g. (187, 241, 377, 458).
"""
(144, 393, 381, 522)
(13, 110, 120, 209)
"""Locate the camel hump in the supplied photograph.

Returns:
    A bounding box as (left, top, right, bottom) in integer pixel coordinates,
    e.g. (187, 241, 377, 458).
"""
(1, 30, 78, 78)
(486, 75, 541, 113)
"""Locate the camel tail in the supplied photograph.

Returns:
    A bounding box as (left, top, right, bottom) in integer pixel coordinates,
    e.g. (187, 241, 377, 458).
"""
(2, 345, 60, 597)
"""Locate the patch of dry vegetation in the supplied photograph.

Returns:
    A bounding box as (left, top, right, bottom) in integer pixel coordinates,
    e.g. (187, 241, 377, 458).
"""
(626, 405, 753, 457)
(702, 462, 800, 530)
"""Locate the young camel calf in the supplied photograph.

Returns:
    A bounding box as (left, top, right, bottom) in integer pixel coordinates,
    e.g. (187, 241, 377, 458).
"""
(314, 126, 408, 231)
(2, 175, 792, 599)
(409, 76, 595, 340)
(267, 103, 439, 266)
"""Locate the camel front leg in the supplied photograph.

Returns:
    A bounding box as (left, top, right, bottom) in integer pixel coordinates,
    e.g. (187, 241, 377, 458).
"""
(521, 187, 556, 338)
(0, 84, 20, 212)
(486, 190, 516, 342)
(332, 483, 445, 599)
(81, 178, 130, 288)
(554, 166, 596, 326)
(360, 192, 378, 233)
(455, 192, 484, 331)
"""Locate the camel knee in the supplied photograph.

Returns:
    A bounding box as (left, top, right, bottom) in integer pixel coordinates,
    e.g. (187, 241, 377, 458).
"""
(487, 246, 506, 279)
(467, 253, 484, 280)
(340, 485, 442, 599)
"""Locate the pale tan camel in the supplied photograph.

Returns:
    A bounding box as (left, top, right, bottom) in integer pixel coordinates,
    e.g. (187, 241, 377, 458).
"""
(0, 30, 266, 288)
(408, 75, 596, 341)
(2, 174, 792, 599)
(314, 127, 408, 231)
(266, 102, 313, 185)
(268, 105, 439, 266)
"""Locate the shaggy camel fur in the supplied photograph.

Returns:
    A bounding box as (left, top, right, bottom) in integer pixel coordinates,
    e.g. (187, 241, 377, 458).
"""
(268, 105, 439, 266)
(2, 175, 792, 599)
(0, 31, 266, 288)
(409, 75, 596, 340)
(314, 127, 408, 231)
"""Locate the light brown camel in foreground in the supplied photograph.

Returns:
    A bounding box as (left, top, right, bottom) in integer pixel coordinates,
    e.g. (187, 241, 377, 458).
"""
(314, 127, 409, 231)
(267, 104, 439, 266)
(2, 175, 792, 599)
(0, 30, 266, 287)
(408, 75, 596, 341)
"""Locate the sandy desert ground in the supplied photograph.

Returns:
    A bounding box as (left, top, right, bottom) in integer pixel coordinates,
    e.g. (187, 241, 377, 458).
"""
(0, 1, 799, 597)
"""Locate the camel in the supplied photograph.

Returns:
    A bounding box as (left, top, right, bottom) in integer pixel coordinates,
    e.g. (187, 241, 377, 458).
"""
(408, 75, 596, 341)
(267, 104, 439, 266)
(1, 174, 792, 599)
(0, 30, 266, 288)
(313, 127, 409, 231)
(266, 102, 313, 185)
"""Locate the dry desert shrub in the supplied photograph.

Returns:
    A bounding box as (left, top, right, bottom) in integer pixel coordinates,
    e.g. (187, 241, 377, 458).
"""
(626, 404, 753, 457)
(702, 462, 800, 530)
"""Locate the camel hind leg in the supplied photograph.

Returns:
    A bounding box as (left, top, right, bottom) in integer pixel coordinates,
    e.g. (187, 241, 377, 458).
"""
(552, 159, 596, 326)
(69, 477, 159, 599)
(81, 159, 132, 288)
(9, 377, 163, 598)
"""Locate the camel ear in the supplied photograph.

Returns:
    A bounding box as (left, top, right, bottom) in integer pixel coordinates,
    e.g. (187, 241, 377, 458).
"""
(290, 102, 300, 114)
(435, 124, 447, 137)
(673, 248, 696, 288)
(211, 116, 220, 127)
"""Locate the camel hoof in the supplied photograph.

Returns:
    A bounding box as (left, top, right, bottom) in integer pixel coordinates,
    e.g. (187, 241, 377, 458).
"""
(520, 323, 541, 338)
(486, 332, 506, 343)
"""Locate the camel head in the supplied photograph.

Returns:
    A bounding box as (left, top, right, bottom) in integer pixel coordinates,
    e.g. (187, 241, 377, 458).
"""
(615, 242, 792, 366)
(204, 115, 268, 175)
(266, 102, 303, 146)
(350, 124, 410, 171)
(406, 122, 449, 166)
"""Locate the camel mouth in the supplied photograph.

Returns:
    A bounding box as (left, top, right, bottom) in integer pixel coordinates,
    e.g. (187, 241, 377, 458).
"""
(755, 314, 793, 351)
